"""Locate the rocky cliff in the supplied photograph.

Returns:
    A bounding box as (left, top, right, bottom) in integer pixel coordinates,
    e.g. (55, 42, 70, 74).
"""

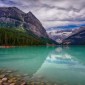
(62, 26, 85, 45)
(0, 7, 48, 38)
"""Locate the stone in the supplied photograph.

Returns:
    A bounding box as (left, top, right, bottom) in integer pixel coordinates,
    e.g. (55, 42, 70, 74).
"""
(6, 71, 12, 73)
(0, 80, 3, 84)
(21, 82, 27, 85)
(0, 75, 6, 79)
(2, 82, 9, 85)
(2, 77, 8, 82)
(10, 83, 16, 85)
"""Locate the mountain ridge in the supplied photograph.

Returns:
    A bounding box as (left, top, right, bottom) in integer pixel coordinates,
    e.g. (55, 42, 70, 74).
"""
(0, 7, 58, 45)
(0, 7, 48, 38)
(62, 26, 85, 45)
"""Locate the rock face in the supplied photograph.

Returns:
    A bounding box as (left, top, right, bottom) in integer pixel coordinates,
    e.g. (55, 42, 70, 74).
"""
(62, 26, 85, 45)
(47, 29, 72, 44)
(24, 12, 48, 38)
(0, 7, 48, 38)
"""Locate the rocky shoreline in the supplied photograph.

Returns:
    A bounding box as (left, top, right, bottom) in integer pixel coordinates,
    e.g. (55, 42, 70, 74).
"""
(0, 69, 54, 85)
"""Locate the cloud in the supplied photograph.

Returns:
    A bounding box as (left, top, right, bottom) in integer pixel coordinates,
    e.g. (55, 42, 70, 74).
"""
(0, 0, 85, 29)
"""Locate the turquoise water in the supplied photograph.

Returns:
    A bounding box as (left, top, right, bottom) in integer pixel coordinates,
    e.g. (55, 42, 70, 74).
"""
(0, 46, 85, 85)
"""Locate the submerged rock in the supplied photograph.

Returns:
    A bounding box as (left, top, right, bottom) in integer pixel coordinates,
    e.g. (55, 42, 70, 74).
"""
(2, 77, 8, 82)
(0, 69, 55, 85)
(10, 83, 16, 85)
(21, 82, 27, 85)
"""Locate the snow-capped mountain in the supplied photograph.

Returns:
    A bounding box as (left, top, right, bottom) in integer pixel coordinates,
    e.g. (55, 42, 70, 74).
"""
(47, 29, 73, 43)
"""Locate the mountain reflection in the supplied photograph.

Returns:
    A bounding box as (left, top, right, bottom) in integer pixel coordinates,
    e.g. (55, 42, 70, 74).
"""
(34, 46, 85, 85)
(0, 46, 54, 75)
(0, 46, 85, 85)
(46, 47, 78, 65)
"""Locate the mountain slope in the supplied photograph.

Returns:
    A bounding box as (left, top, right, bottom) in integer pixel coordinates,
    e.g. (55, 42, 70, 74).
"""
(0, 7, 48, 38)
(47, 29, 72, 43)
(0, 7, 58, 45)
(62, 27, 85, 45)
(24, 12, 48, 38)
(0, 28, 57, 46)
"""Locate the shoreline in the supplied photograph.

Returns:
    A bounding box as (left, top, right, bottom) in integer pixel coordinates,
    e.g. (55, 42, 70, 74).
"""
(0, 69, 54, 85)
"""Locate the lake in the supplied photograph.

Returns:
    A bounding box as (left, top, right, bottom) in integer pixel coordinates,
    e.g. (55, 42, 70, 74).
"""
(0, 46, 85, 85)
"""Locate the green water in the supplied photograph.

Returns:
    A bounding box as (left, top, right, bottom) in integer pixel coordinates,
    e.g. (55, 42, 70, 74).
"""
(0, 46, 85, 85)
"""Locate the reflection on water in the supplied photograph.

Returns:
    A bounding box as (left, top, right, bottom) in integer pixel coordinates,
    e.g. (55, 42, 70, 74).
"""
(34, 46, 85, 85)
(0, 46, 85, 85)
(0, 46, 53, 75)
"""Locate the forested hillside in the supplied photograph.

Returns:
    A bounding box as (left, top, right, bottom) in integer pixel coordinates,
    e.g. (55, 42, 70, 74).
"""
(0, 28, 57, 46)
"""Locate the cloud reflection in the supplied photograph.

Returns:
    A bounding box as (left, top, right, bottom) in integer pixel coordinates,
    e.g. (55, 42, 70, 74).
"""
(46, 47, 78, 65)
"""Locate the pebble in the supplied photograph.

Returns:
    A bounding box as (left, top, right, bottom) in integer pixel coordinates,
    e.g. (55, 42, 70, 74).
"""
(2, 82, 9, 85)
(8, 79, 14, 83)
(23, 74, 29, 76)
(21, 82, 27, 85)
(0, 80, 2, 84)
(0, 69, 53, 85)
(0, 75, 6, 79)
(2, 77, 8, 82)
(54, 84, 58, 85)
(10, 83, 16, 85)
(6, 71, 12, 73)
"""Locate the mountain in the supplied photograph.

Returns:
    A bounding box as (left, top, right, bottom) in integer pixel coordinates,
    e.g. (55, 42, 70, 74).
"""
(0, 7, 48, 38)
(0, 7, 57, 46)
(47, 29, 72, 43)
(0, 28, 57, 46)
(24, 12, 48, 38)
(62, 26, 85, 45)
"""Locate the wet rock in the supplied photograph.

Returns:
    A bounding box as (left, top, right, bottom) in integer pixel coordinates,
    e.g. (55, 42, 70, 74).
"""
(10, 83, 16, 85)
(54, 84, 56, 85)
(2, 77, 8, 82)
(8, 79, 16, 83)
(23, 74, 28, 76)
(0, 75, 6, 79)
(21, 82, 27, 85)
(0, 69, 53, 85)
(2, 82, 9, 85)
(0, 80, 3, 84)
(6, 71, 12, 73)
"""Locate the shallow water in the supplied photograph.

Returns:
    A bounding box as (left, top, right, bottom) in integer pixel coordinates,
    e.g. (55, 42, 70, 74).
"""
(0, 46, 85, 85)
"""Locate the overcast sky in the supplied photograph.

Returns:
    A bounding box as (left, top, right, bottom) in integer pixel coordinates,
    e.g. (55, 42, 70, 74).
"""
(0, 0, 85, 30)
